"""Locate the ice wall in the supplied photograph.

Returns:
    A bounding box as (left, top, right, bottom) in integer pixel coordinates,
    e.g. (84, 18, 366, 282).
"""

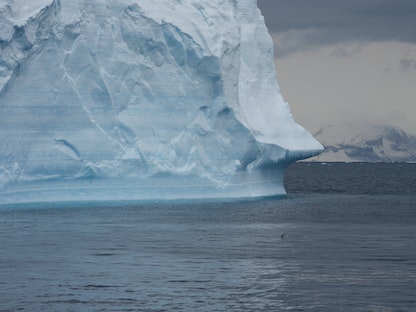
(0, 0, 322, 205)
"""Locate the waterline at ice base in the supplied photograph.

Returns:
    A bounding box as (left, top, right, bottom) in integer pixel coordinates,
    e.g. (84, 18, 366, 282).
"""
(0, 0, 322, 205)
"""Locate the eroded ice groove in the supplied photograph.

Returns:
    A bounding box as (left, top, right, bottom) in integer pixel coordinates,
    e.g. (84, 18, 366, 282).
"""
(0, 0, 322, 205)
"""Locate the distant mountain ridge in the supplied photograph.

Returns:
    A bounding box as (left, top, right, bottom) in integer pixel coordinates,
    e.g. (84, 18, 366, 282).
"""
(310, 125, 416, 162)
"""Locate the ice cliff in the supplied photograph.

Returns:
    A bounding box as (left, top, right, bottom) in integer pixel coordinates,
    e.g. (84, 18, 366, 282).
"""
(0, 0, 322, 205)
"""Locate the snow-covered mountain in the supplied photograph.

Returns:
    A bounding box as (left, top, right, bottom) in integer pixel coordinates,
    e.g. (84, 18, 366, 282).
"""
(311, 125, 416, 162)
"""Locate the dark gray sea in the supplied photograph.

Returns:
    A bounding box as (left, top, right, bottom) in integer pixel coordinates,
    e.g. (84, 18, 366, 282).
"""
(1, 162, 416, 311)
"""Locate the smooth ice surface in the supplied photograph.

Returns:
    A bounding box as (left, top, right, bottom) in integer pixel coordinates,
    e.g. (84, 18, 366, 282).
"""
(0, 0, 322, 205)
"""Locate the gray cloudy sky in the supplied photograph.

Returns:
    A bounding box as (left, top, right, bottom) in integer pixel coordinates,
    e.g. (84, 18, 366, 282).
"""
(257, 0, 416, 135)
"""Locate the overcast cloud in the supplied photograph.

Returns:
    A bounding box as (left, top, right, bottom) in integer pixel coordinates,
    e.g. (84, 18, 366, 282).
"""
(257, 0, 416, 56)
(256, 0, 416, 135)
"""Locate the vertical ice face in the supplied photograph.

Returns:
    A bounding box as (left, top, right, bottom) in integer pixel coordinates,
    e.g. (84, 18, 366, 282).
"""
(0, 0, 322, 204)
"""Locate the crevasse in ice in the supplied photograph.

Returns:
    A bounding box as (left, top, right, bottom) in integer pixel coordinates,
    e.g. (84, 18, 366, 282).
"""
(0, 0, 322, 204)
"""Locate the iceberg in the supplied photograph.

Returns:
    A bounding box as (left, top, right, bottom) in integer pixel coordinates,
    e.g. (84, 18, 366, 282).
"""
(0, 0, 322, 205)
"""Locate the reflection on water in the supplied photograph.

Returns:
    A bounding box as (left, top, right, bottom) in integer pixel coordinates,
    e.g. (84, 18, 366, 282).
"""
(1, 195, 416, 311)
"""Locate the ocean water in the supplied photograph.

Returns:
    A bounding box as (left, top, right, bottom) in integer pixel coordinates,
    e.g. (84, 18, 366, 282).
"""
(1, 163, 415, 311)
